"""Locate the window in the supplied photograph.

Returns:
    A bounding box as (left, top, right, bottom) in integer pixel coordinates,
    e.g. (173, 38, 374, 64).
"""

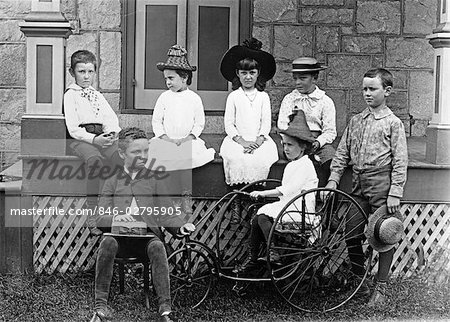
(121, 0, 251, 113)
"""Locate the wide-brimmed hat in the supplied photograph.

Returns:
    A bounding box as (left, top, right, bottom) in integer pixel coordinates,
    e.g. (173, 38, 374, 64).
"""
(279, 110, 315, 143)
(156, 45, 196, 72)
(291, 57, 327, 73)
(220, 38, 276, 82)
(365, 206, 404, 253)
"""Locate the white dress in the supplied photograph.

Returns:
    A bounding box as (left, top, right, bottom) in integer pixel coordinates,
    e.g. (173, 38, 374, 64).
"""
(147, 89, 215, 171)
(219, 88, 279, 185)
(257, 155, 318, 221)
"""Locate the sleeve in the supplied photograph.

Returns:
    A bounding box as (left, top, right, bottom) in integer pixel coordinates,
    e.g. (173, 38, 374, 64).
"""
(98, 93, 121, 134)
(191, 94, 205, 138)
(328, 122, 352, 184)
(63, 90, 96, 143)
(277, 160, 315, 197)
(315, 97, 337, 147)
(152, 94, 166, 138)
(224, 93, 239, 138)
(258, 92, 271, 137)
(389, 119, 408, 198)
(277, 93, 292, 131)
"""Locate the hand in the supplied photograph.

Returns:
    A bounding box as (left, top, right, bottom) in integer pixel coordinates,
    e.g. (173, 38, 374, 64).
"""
(387, 196, 401, 214)
(320, 181, 338, 201)
(94, 133, 114, 148)
(311, 141, 320, 153)
(255, 135, 265, 147)
(178, 134, 196, 145)
(114, 214, 136, 222)
(249, 191, 263, 200)
(180, 223, 196, 235)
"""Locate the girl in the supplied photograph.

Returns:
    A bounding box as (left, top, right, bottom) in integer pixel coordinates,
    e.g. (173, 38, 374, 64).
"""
(148, 45, 215, 216)
(237, 110, 319, 272)
(219, 38, 279, 188)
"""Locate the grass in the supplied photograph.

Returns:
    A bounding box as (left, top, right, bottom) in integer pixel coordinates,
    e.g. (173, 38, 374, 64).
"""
(0, 269, 449, 322)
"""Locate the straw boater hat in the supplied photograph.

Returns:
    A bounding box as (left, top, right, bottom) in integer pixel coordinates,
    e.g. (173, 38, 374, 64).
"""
(156, 45, 196, 72)
(291, 57, 327, 73)
(279, 110, 315, 143)
(365, 205, 404, 253)
(220, 38, 276, 82)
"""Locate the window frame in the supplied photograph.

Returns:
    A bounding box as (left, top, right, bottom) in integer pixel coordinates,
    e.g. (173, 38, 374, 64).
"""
(120, 0, 252, 115)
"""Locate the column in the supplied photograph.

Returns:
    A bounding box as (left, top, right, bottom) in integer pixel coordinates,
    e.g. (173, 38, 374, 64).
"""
(426, 0, 450, 164)
(19, 0, 72, 155)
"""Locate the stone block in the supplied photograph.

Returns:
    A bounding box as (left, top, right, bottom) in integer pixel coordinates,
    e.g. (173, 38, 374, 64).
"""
(103, 92, 120, 113)
(356, 1, 401, 34)
(342, 36, 382, 53)
(301, 0, 344, 5)
(408, 118, 428, 137)
(301, 8, 353, 24)
(0, 20, 25, 42)
(274, 25, 313, 61)
(268, 87, 296, 126)
(371, 55, 384, 68)
(61, 0, 77, 20)
(386, 38, 433, 69)
(316, 26, 339, 53)
(404, 0, 436, 35)
(327, 54, 371, 88)
(0, 124, 20, 151)
(78, 0, 121, 30)
(99, 32, 121, 90)
(341, 26, 354, 34)
(66, 32, 98, 67)
(409, 70, 434, 119)
(0, 44, 25, 86)
(326, 89, 347, 136)
(252, 25, 271, 51)
(273, 62, 294, 87)
(350, 89, 408, 119)
(390, 69, 408, 90)
(0, 0, 30, 19)
(253, 0, 297, 23)
(349, 89, 366, 116)
(0, 89, 25, 123)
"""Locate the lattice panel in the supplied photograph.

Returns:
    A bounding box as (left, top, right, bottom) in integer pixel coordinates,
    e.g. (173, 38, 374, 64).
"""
(33, 196, 450, 280)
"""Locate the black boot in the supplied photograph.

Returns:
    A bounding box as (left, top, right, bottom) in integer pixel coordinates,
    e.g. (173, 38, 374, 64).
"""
(233, 247, 259, 273)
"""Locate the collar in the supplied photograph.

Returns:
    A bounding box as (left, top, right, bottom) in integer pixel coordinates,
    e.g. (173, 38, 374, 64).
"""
(292, 87, 325, 100)
(123, 166, 144, 180)
(67, 83, 96, 91)
(361, 106, 393, 120)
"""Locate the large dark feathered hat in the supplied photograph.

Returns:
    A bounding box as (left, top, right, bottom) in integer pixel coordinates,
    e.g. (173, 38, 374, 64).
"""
(279, 110, 315, 143)
(156, 45, 196, 72)
(220, 38, 276, 83)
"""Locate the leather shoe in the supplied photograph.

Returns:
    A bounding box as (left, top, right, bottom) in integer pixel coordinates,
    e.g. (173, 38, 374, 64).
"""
(159, 314, 174, 322)
(89, 307, 113, 322)
(367, 281, 387, 307)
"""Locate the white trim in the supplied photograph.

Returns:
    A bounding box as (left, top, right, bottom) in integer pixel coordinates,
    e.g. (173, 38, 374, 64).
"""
(134, 0, 187, 109)
(22, 114, 65, 119)
(31, 0, 60, 12)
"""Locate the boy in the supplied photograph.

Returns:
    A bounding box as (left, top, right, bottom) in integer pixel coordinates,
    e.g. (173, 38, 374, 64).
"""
(64, 50, 122, 236)
(277, 57, 336, 187)
(90, 127, 195, 322)
(324, 68, 408, 306)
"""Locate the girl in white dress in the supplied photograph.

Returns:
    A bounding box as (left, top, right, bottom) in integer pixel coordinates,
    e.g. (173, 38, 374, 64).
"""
(236, 110, 319, 272)
(219, 38, 279, 186)
(148, 45, 215, 172)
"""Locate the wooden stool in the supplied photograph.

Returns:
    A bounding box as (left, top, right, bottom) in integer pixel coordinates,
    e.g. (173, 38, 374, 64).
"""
(114, 257, 151, 309)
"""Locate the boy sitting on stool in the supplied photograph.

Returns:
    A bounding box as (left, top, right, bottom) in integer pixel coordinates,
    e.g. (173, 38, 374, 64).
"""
(90, 127, 195, 322)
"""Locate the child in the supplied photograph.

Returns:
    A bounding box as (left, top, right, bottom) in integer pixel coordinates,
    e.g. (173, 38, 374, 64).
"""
(324, 68, 408, 306)
(236, 110, 319, 273)
(90, 127, 195, 322)
(277, 57, 337, 187)
(148, 45, 215, 214)
(64, 50, 122, 236)
(219, 38, 279, 187)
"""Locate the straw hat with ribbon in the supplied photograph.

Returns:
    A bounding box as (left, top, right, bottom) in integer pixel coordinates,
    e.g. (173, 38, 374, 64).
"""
(365, 205, 404, 253)
(220, 38, 276, 83)
(279, 110, 316, 143)
(291, 57, 327, 73)
(156, 45, 196, 72)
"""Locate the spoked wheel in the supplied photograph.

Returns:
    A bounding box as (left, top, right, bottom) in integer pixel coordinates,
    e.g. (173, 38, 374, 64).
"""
(267, 188, 373, 312)
(168, 245, 215, 309)
(216, 179, 281, 267)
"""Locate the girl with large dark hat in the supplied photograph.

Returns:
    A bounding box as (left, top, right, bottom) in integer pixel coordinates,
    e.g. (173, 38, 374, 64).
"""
(219, 38, 279, 188)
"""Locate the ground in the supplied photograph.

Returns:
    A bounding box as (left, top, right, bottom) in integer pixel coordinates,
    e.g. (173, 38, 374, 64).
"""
(0, 269, 449, 322)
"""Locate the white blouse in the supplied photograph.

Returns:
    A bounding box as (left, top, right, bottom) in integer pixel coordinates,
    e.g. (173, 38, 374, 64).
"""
(224, 87, 272, 140)
(277, 87, 336, 148)
(63, 83, 121, 143)
(152, 89, 205, 139)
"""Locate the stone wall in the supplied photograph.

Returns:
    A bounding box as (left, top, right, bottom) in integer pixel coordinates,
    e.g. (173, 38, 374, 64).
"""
(0, 0, 439, 169)
(254, 0, 437, 137)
